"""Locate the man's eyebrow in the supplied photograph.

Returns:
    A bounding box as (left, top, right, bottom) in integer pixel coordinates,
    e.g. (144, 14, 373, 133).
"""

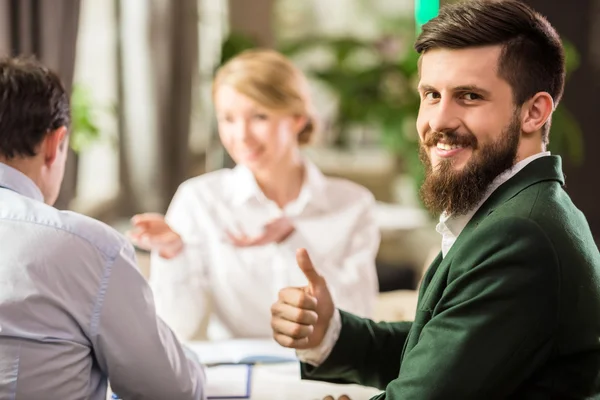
(417, 84, 436, 93)
(417, 84, 492, 96)
(452, 85, 492, 96)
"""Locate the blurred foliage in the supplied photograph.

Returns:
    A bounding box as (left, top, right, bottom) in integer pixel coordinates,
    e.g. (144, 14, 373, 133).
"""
(279, 28, 424, 184)
(277, 14, 424, 186)
(70, 84, 101, 153)
(218, 32, 259, 68)
(549, 40, 584, 165)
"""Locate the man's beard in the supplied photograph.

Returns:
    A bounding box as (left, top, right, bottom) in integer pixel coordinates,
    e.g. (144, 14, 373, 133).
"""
(419, 114, 520, 216)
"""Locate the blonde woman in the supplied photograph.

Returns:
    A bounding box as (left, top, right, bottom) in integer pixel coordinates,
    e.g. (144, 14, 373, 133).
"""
(129, 49, 380, 341)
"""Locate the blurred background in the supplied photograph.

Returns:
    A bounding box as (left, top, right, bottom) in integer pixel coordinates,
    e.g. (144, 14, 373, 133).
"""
(0, 0, 598, 296)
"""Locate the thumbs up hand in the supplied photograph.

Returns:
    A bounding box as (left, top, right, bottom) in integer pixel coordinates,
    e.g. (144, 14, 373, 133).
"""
(271, 248, 335, 349)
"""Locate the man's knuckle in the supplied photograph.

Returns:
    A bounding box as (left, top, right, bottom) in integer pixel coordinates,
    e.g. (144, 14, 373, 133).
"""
(295, 308, 306, 322)
(291, 324, 304, 337)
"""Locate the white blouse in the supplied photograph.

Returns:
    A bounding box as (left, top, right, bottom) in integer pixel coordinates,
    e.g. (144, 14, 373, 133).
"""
(149, 160, 380, 340)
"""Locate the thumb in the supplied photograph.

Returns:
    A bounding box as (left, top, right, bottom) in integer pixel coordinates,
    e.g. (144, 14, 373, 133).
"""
(296, 248, 321, 287)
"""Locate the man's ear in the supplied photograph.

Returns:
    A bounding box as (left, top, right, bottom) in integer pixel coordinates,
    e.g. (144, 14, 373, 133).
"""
(42, 126, 68, 166)
(520, 92, 554, 135)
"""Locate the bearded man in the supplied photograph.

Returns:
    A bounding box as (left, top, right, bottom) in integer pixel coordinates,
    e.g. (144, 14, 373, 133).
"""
(269, 0, 600, 398)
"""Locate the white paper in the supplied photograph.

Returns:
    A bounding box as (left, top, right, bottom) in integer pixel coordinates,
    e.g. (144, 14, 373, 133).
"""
(187, 339, 297, 366)
(206, 364, 251, 399)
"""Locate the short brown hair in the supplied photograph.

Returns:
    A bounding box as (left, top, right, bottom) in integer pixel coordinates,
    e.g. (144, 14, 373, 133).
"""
(213, 49, 317, 145)
(0, 56, 70, 159)
(415, 0, 565, 144)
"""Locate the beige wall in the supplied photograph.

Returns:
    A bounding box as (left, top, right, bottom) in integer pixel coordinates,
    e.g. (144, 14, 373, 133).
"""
(228, 0, 275, 47)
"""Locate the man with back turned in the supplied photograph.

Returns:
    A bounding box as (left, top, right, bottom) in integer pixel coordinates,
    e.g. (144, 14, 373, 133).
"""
(0, 56, 206, 399)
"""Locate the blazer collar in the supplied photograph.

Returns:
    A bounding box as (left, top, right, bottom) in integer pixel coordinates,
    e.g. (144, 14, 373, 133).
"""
(444, 155, 564, 261)
(470, 155, 563, 223)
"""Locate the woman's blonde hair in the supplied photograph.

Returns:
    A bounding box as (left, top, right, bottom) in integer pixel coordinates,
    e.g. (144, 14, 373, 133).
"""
(213, 48, 317, 145)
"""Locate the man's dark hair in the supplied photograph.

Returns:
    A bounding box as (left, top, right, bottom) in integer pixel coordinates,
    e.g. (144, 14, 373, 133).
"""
(414, 0, 565, 144)
(0, 56, 70, 159)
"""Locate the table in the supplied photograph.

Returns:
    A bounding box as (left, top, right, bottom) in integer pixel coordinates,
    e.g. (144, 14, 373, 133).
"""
(238, 362, 382, 400)
(191, 339, 382, 399)
(108, 339, 383, 400)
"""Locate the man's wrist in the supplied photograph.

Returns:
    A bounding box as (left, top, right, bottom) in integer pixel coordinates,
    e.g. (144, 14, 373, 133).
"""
(296, 309, 342, 367)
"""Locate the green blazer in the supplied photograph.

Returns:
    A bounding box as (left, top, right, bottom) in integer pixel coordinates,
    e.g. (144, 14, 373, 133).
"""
(302, 156, 600, 399)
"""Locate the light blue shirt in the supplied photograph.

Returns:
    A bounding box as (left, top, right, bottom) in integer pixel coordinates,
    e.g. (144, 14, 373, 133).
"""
(0, 163, 205, 399)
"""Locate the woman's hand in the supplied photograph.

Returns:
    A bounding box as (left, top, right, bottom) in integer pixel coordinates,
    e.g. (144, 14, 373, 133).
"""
(226, 216, 294, 247)
(128, 213, 184, 259)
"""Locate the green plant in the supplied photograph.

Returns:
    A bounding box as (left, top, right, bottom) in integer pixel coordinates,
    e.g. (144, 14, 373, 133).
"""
(279, 22, 423, 182)
(548, 40, 584, 165)
(70, 83, 101, 153)
(218, 32, 259, 68)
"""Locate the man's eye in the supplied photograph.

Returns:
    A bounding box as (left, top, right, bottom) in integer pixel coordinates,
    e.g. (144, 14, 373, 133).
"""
(462, 93, 481, 101)
(424, 92, 440, 100)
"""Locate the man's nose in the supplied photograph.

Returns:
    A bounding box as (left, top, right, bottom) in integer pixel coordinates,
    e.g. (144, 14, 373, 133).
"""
(428, 99, 461, 134)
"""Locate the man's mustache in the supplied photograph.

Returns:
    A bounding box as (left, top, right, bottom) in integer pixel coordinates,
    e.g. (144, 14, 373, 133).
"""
(423, 131, 478, 149)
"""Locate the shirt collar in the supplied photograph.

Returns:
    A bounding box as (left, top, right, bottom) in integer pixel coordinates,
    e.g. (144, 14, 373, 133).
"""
(439, 151, 551, 238)
(0, 162, 45, 202)
(230, 159, 329, 214)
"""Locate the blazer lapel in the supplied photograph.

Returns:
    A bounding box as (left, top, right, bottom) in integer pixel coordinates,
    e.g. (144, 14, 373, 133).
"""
(417, 251, 443, 302)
